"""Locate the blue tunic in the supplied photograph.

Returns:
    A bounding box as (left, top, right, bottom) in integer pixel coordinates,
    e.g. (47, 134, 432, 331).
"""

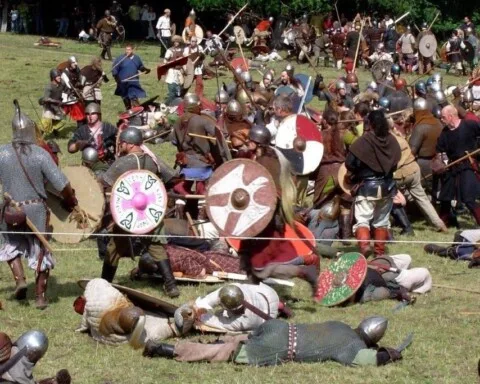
(112, 54, 147, 100)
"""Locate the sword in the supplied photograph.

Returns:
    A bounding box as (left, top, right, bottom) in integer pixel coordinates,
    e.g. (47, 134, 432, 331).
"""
(394, 11, 410, 25)
(297, 76, 311, 113)
(396, 332, 414, 353)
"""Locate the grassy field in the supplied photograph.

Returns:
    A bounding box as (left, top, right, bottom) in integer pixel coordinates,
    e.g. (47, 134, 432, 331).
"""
(0, 33, 479, 384)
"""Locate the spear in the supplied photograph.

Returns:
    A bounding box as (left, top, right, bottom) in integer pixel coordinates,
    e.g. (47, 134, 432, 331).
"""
(423, 148, 480, 179)
(218, 3, 249, 37)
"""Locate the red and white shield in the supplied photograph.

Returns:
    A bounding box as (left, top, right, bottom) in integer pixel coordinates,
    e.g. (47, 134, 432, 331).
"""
(275, 114, 324, 175)
(230, 57, 249, 72)
(206, 159, 277, 238)
(110, 170, 167, 234)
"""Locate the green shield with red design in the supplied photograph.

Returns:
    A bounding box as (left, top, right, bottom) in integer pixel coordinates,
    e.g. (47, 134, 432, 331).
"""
(314, 252, 368, 307)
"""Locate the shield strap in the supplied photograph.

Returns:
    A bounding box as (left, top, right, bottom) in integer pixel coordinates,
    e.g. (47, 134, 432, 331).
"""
(242, 299, 272, 321)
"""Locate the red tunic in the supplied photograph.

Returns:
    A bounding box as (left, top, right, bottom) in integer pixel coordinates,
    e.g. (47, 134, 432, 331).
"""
(256, 20, 271, 32)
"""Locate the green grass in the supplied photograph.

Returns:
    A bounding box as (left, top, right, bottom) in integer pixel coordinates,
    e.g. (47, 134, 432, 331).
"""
(0, 34, 479, 384)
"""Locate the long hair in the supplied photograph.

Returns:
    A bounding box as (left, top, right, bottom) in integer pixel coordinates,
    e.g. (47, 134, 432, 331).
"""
(339, 110, 358, 136)
(272, 148, 296, 227)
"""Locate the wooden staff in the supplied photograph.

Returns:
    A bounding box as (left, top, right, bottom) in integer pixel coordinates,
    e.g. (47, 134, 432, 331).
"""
(188, 132, 232, 143)
(120, 71, 148, 83)
(433, 284, 480, 295)
(353, 20, 365, 72)
(168, 193, 206, 200)
(218, 3, 249, 37)
(3, 193, 54, 254)
(237, 40, 248, 70)
(185, 212, 200, 237)
(334, 1, 342, 27)
(143, 129, 172, 143)
(424, 147, 480, 179)
(428, 11, 440, 31)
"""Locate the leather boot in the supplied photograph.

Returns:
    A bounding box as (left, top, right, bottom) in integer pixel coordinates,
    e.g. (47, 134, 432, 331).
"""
(156, 259, 180, 298)
(373, 228, 390, 257)
(355, 227, 372, 257)
(424, 244, 448, 256)
(391, 205, 415, 236)
(138, 253, 160, 275)
(101, 261, 118, 283)
(143, 341, 175, 358)
(35, 270, 49, 310)
(339, 212, 353, 244)
(8, 257, 27, 300)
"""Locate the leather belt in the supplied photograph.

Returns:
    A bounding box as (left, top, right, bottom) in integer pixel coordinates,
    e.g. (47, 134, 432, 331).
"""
(287, 324, 298, 361)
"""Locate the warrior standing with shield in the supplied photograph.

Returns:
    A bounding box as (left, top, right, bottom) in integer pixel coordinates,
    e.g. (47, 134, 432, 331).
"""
(112, 45, 151, 109)
(0, 101, 79, 309)
(96, 10, 116, 61)
(99, 127, 180, 297)
(183, 36, 205, 96)
(163, 35, 185, 105)
(40, 69, 65, 136)
(60, 56, 86, 126)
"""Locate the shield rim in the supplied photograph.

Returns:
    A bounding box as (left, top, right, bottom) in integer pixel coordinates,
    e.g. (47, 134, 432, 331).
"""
(77, 279, 178, 316)
(371, 59, 393, 82)
(419, 34, 437, 58)
(205, 159, 277, 238)
(316, 252, 368, 307)
(110, 169, 167, 234)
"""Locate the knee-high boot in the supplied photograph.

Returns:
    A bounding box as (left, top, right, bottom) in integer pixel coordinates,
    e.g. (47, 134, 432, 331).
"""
(391, 204, 415, 236)
(35, 270, 49, 310)
(8, 257, 27, 300)
(355, 227, 372, 257)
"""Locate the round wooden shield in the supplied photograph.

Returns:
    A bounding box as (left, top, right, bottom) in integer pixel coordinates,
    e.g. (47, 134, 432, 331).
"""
(338, 163, 353, 196)
(314, 252, 368, 307)
(233, 25, 246, 45)
(118, 106, 144, 120)
(371, 59, 392, 82)
(182, 59, 194, 90)
(252, 45, 270, 56)
(110, 170, 167, 234)
(227, 221, 315, 256)
(419, 34, 437, 58)
(182, 24, 204, 43)
(275, 85, 296, 97)
(294, 74, 314, 105)
(206, 159, 277, 238)
(231, 57, 249, 71)
(275, 114, 324, 175)
(47, 166, 104, 244)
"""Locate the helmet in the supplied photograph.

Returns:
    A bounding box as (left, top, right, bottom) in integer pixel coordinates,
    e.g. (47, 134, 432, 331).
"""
(345, 73, 358, 84)
(240, 71, 252, 84)
(378, 97, 391, 110)
(105, 10, 111, 17)
(82, 147, 99, 164)
(415, 81, 426, 95)
(268, 16, 274, 23)
(464, 89, 474, 103)
(372, 19, 379, 27)
(430, 82, 441, 93)
(14, 330, 48, 363)
(174, 304, 195, 335)
(119, 127, 143, 145)
(12, 100, 36, 144)
(432, 105, 442, 119)
(285, 63, 294, 77)
(249, 124, 271, 145)
(421, 21, 428, 29)
(142, 130, 156, 140)
(189, 9, 196, 16)
(376, 42, 384, 51)
(434, 90, 446, 105)
(85, 102, 101, 115)
(356, 316, 388, 345)
(234, 67, 243, 76)
(226, 99, 243, 118)
(68, 56, 77, 65)
(391, 63, 401, 75)
(395, 78, 407, 90)
(215, 90, 229, 104)
(49, 68, 60, 80)
(413, 97, 428, 111)
(236, 89, 250, 105)
(432, 73, 442, 84)
(0, 333, 12, 364)
(219, 285, 244, 311)
(466, 27, 473, 35)
(367, 81, 378, 91)
(183, 93, 200, 111)
(426, 77, 434, 88)
(335, 79, 346, 90)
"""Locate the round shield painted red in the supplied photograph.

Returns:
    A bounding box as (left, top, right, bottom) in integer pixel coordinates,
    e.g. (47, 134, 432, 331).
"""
(231, 57, 249, 71)
(118, 106, 144, 121)
(275, 114, 324, 175)
(206, 159, 277, 238)
(227, 221, 315, 256)
(110, 170, 167, 234)
(314, 252, 368, 307)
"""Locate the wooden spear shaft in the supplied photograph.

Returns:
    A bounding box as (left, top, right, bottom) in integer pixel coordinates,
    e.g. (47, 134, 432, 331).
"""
(188, 132, 232, 143)
(424, 147, 480, 179)
(433, 284, 480, 295)
(218, 3, 249, 37)
(353, 20, 365, 71)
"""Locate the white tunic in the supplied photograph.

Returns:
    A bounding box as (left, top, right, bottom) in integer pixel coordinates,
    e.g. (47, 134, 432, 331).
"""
(156, 15, 171, 37)
(194, 283, 279, 332)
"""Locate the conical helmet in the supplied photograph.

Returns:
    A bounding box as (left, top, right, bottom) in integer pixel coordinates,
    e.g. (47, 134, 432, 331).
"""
(12, 100, 36, 143)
